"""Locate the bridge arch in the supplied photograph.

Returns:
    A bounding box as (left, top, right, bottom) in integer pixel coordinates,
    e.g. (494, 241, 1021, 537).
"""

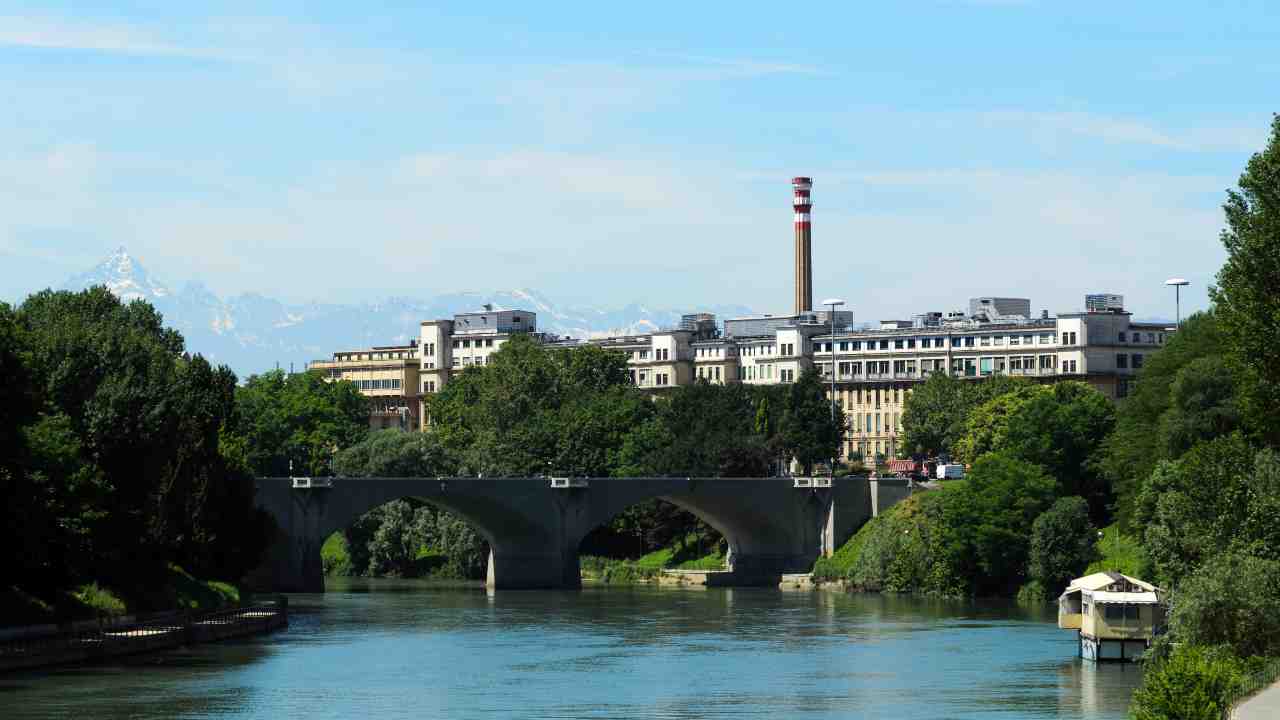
(250, 476, 872, 591)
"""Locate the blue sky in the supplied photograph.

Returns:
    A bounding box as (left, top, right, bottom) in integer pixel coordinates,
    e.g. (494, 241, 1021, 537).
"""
(2, 2, 1276, 320)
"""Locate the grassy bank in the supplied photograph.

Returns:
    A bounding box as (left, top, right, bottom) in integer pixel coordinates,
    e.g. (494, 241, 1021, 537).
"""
(581, 534, 727, 584)
(1, 564, 242, 628)
(1085, 524, 1147, 577)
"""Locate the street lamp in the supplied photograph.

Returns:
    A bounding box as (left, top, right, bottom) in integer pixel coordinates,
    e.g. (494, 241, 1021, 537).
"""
(821, 297, 846, 475)
(1165, 278, 1190, 327)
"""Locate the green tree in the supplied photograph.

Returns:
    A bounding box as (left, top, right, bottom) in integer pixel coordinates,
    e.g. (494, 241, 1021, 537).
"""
(781, 369, 844, 474)
(1130, 645, 1251, 720)
(901, 373, 1026, 459)
(1168, 553, 1280, 659)
(231, 369, 369, 476)
(1101, 311, 1234, 529)
(427, 335, 648, 477)
(1134, 436, 1280, 587)
(0, 303, 45, 587)
(11, 287, 269, 599)
(365, 500, 428, 577)
(1211, 113, 1280, 446)
(334, 429, 455, 477)
(1027, 496, 1097, 597)
(1156, 355, 1242, 461)
(900, 373, 968, 457)
(997, 382, 1116, 520)
(951, 384, 1046, 465)
(937, 452, 1057, 595)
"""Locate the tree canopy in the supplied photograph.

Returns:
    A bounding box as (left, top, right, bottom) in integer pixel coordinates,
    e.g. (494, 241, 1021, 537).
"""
(1212, 113, 1280, 445)
(229, 368, 369, 477)
(4, 288, 272, 605)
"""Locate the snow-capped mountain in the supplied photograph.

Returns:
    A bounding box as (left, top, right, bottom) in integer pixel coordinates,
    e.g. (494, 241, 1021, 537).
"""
(61, 248, 759, 379)
(63, 246, 171, 303)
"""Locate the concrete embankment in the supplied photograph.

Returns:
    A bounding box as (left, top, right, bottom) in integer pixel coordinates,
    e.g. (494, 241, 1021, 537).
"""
(0, 599, 288, 673)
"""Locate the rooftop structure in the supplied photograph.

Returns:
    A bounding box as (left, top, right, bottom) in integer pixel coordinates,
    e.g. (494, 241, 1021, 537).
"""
(968, 297, 1032, 322)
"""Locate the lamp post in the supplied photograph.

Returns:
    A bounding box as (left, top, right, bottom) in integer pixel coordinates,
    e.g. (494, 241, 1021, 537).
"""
(1165, 278, 1190, 327)
(821, 297, 846, 475)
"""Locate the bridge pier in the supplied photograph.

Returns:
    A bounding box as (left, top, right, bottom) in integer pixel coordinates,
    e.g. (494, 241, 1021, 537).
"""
(487, 548, 582, 590)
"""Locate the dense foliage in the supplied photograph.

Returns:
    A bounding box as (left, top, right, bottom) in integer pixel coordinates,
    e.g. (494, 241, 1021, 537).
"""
(1130, 645, 1254, 720)
(1167, 553, 1280, 659)
(1133, 436, 1280, 588)
(230, 368, 369, 477)
(1, 288, 274, 617)
(899, 373, 1024, 458)
(1212, 114, 1280, 446)
(1100, 311, 1237, 528)
(1027, 496, 1097, 599)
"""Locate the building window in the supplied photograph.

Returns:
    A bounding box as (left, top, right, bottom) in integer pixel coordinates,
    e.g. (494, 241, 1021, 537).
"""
(964, 337, 975, 348)
(980, 336, 991, 347)
(1118, 332, 1126, 343)
(894, 339, 904, 349)
(1116, 354, 1128, 369)
(1133, 354, 1145, 369)
(1104, 604, 1140, 621)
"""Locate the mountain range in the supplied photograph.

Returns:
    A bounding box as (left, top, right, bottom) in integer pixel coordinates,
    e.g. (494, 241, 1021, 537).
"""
(62, 248, 759, 378)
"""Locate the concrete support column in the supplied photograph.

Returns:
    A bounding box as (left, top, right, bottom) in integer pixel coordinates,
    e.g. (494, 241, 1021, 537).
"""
(486, 546, 582, 590)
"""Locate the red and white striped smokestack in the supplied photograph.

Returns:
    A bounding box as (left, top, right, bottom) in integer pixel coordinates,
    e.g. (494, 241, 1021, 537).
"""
(793, 176, 813, 314)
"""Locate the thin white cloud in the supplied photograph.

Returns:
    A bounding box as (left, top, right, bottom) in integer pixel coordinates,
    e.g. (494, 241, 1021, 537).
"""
(980, 110, 1265, 153)
(0, 15, 216, 58)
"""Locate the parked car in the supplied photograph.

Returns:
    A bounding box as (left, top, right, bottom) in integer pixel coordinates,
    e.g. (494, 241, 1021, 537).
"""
(935, 464, 966, 480)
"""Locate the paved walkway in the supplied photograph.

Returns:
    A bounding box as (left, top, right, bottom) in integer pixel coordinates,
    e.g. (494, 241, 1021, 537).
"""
(1234, 679, 1280, 720)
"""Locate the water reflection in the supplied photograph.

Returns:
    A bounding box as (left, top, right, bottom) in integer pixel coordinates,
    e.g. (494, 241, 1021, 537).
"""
(0, 580, 1140, 719)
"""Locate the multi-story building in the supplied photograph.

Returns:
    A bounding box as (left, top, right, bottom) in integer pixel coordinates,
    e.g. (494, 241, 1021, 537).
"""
(307, 344, 422, 431)
(314, 295, 1169, 459)
(804, 302, 1168, 460)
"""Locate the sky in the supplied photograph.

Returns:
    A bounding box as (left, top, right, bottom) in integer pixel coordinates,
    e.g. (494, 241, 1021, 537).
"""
(2, 1, 1276, 320)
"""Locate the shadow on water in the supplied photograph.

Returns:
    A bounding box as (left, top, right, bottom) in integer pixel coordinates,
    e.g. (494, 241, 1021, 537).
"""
(0, 579, 1142, 720)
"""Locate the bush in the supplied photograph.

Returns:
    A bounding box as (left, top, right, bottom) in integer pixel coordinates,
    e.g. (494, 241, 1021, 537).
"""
(1130, 645, 1250, 720)
(321, 532, 355, 576)
(844, 491, 963, 595)
(1168, 553, 1280, 658)
(936, 452, 1056, 595)
(72, 583, 126, 618)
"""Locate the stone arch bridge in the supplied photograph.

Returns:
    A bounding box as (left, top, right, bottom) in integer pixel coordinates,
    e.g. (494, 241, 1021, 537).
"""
(251, 475, 908, 591)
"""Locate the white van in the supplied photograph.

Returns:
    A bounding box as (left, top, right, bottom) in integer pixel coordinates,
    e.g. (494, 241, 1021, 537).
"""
(936, 464, 966, 480)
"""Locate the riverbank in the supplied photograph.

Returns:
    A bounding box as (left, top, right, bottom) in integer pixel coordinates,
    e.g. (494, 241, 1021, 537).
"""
(0, 599, 288, 673)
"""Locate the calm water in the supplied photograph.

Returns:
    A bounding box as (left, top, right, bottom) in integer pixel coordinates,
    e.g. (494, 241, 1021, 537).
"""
(0, 580, 1141, 719)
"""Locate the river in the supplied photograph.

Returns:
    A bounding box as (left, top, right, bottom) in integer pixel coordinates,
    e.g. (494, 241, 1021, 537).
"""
(0, 579, 1142, 719)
